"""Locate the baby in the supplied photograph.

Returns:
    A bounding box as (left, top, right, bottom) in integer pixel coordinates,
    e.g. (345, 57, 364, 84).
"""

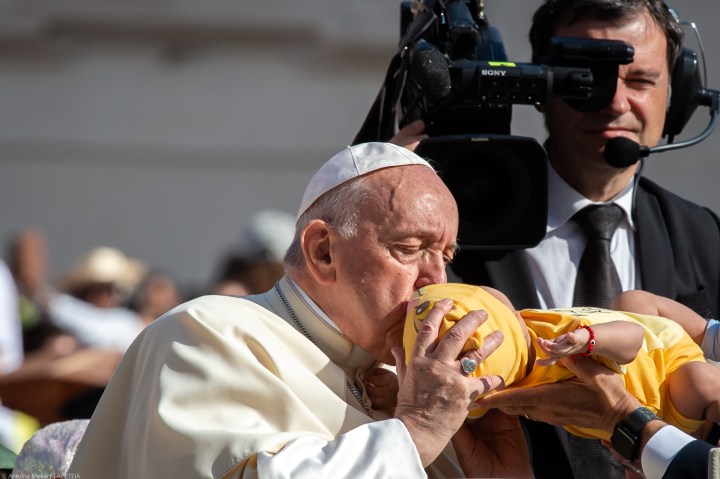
(402, 283, 720, 442)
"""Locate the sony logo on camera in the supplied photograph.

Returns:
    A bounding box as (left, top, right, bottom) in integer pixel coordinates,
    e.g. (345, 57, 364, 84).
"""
(480, 69, 507, 77)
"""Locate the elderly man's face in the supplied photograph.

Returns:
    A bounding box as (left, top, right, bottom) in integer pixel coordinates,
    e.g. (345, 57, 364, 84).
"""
(328, 165, 459, 364)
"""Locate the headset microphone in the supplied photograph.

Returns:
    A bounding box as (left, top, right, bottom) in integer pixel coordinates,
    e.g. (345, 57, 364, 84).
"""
(604, 137, 649, 168)
(605, 88, 719, 168)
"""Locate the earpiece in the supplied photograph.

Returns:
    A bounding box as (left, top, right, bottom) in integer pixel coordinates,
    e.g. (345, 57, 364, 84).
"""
(661, 2, 706, 141)
(663, 47, 703, 140)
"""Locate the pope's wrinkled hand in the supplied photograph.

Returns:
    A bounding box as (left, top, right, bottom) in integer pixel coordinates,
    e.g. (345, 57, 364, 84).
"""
(392, 298, 504, 467)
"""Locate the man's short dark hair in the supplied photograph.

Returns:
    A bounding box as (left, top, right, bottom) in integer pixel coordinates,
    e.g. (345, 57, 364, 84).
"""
(529, 0, 683, 72)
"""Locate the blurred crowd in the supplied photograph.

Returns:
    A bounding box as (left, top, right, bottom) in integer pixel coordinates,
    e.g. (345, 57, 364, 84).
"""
(0, 209, 295, 453)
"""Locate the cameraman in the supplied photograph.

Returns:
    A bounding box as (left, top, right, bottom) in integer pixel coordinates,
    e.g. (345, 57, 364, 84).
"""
(458, 0, 720, 477)
(390, 1, 720, 478)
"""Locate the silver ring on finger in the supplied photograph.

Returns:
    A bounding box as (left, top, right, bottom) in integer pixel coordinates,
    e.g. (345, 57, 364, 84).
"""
(460, 357, 478, 375)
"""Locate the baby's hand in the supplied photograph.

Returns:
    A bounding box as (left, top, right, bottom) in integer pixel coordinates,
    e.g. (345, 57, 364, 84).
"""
(535, 328, 590, 366)
(364, 367, 399, 412)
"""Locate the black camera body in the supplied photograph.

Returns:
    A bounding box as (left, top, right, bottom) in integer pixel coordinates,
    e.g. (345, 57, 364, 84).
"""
(414, 134, 549, 249)
(354, 0, 634, 250)
(399, 1, 634, 249)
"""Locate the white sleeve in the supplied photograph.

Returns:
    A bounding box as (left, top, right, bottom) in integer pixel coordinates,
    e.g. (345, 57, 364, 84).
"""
(701, 319, 720, 362)
(252, 419, 426, 479)
(0, 261, 23, 373)
(47, 294, 143, 351)
(640, 425, 695, 479)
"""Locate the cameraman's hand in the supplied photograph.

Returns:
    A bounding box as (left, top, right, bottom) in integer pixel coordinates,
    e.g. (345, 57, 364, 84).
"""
(389, 119, 428, 151)
(476, 355, 639, 434)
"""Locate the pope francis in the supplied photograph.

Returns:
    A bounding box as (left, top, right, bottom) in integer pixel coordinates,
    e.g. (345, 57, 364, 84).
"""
(67, 142, 520, 478)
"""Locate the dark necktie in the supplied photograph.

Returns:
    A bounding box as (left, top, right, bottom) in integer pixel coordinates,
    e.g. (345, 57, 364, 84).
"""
(572, 203, 624, 309)
(567, 203, 626, 479)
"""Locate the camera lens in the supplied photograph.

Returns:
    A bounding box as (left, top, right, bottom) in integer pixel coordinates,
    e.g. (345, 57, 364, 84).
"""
(416, 135, 547, 249)
(443, 142, 532, 244)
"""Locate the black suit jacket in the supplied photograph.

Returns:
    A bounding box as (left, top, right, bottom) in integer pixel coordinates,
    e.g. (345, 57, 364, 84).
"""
(451, 175, 720, 478)
(664, 440, 714, 479)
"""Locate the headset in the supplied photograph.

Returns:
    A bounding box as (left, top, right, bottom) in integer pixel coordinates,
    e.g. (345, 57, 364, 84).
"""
(661, 1, 707, 142)
(598, 0, 719, 167)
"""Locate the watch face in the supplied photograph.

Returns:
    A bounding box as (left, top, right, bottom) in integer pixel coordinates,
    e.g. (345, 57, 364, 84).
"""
(611, 425, 637, 461)
(611, 407, 659, 462)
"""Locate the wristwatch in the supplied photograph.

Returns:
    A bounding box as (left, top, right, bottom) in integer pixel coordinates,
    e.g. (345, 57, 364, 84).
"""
(611, 406, 660, 462)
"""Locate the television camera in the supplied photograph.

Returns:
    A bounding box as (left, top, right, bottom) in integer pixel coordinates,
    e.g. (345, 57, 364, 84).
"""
(355, 0, 636, 250)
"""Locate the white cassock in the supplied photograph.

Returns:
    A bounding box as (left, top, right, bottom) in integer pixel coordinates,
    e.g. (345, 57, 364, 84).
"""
(68, 276, 463, 478)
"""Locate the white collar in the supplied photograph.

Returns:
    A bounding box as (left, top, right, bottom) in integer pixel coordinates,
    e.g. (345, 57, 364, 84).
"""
(546, 162, 636, 233)
(269, 276, 378, 374)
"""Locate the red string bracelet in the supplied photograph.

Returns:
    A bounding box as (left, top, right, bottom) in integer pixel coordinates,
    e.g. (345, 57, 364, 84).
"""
(578, 325, 595, 357)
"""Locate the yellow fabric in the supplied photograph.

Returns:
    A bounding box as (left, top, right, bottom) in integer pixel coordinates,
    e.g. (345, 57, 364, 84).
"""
(403, 284, 706, 440)
(522, 307, 705, 439)
(403, 283, 529, 420)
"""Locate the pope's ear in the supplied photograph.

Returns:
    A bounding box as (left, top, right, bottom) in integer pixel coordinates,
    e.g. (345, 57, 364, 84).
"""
(300, 219, 336, 284)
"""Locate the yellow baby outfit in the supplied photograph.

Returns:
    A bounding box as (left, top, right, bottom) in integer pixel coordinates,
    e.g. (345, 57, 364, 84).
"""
(403, 283, 706, 440)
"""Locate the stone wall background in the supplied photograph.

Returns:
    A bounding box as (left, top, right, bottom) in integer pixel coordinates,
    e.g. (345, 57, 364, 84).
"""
(1, 0, 717, 289)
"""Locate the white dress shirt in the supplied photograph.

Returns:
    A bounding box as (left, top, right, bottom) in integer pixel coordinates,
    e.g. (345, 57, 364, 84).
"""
(642, 425, 696, 479)
(524, 162, 639, 309)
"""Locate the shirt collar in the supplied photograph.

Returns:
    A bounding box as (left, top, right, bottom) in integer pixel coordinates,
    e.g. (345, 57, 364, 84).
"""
(546, 161, 636, 233)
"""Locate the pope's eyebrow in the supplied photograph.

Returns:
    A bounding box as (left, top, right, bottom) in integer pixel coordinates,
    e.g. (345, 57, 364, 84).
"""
(408, 229, 459, 252)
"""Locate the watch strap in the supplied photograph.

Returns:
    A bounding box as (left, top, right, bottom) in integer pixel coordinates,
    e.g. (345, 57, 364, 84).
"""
(623, 406, 660, 432)
(611, 406, 660, 462)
